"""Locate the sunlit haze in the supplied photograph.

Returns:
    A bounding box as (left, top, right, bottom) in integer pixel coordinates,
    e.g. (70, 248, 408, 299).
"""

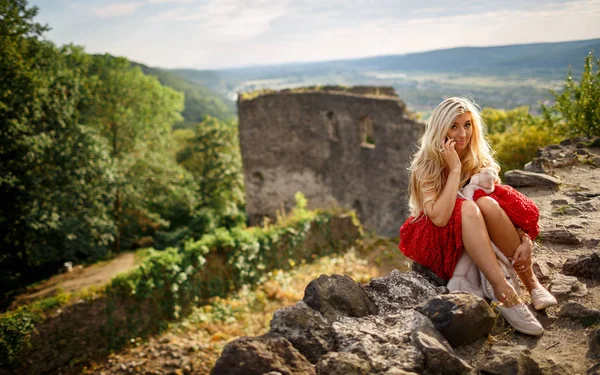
(29, 0, 600, 69)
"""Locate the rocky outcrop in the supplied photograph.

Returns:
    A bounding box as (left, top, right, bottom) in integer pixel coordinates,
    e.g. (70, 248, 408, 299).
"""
(315, 351, 372, 375)
(210, 334, 316, 375)
(504, 170, 561, 189)
(478, 344, 540, 375)
(213, 272, 494, 374)
(549, 274, 588, 298)
(418, 293, 495, 347)
(563, 252, 600, 281)
(590, 329, 600, 358)
(362, 270, 445, 315)
(478, 344, 572, 375)
(540, 227, 582, 245)
(559, 302, 600, 326)
(269, 301, 335, 364)
(303, 274, 378, 321)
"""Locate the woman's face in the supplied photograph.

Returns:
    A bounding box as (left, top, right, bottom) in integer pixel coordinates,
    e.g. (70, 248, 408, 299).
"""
(447, 112, 473, 156)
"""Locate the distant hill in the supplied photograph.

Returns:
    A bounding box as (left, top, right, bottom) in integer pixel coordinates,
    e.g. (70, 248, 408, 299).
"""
(133, 63, 236, 128)
(216, 38, 600, 79)
(165, 38, 600, 112)
(335, 38, 600, 76)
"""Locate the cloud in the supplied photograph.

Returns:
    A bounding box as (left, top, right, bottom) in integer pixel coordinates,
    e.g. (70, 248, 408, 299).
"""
(146, 0, 289, 40)
(90, 0, 194, 18)
(43, 0, 600, 69)
(91, 2, 144, 18)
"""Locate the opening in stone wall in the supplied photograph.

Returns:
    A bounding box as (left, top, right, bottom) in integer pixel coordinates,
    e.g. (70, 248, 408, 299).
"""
(359, 115, 376, 148)
(326, 111, 340, 142)
(252, 171, 264, 184)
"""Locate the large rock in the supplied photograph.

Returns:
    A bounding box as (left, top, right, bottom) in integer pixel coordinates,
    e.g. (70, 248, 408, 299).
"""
(269, 301, 335, 363)
(411, 262, 447, 287)
(409, 319, 475, 374)
(524, 157, 552, 173)
(303, 274, 378, 321)
(563, 252, 600, 281)
(549, 274, 588, 298)
(504, 170, 561, 189)
(590, 328, 600, 358)
(532, 261, 552, 282)
(566, 190, 600, 202)
(588, 363, 600, 375)
(315, 352, 371, 375)
(269, 301, 335, 364)
(210, 334, 315, 375)
(540, 227, 582, 245)
(572, 202, 598, 212)
(559, 302, 600, 326)
(331, 311, 425, 374)
(363, 270, 445, 315)
(478, 344, 540, 375)
(331, 309, 472, 375)
(418, 293, 495, 347)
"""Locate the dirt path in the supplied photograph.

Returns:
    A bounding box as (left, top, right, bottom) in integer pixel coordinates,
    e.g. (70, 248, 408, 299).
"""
(12, 252, 137, 308)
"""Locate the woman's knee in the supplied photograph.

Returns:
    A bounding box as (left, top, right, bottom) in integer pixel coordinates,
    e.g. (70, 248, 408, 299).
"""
(475, 196, 502, 218)
(461, 200, 482, 220)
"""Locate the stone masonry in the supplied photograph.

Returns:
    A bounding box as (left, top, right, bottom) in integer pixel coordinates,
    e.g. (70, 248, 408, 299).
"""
(237, 86, 424, 235)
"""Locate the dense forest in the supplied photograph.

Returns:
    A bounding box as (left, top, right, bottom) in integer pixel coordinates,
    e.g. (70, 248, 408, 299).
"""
(0, 0, 244, 306)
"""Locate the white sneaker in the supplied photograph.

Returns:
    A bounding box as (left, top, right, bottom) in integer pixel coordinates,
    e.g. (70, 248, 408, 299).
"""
(530, 286, 558, 310)
(495, 300, 544, 336)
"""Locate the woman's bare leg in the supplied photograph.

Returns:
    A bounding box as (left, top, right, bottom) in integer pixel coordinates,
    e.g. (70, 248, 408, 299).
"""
(460, 200, 516, 300)
(476, 197, 541, 292)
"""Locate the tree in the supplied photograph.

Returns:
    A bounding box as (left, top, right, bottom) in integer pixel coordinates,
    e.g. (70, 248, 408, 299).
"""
(481, 106, 532, 134)
(0, 0, 114, 299)
(543, 51, 600, 137)
(78, 54, 190, 251)
(483, 107, 561, 173)
(175, 116, 246, 234)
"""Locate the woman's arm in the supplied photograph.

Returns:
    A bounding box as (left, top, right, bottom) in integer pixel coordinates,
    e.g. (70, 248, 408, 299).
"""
(423, 138, 461, 227)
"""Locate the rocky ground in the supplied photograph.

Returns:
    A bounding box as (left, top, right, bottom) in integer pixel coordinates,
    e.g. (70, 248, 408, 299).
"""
(81, 138, 600, 375)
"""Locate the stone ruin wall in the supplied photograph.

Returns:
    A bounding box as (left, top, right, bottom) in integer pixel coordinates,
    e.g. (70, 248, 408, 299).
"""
(237, 87, 424, 236)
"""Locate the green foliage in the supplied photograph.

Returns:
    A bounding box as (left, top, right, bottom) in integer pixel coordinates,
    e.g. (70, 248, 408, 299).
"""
(481, 106, 531, 134)
(543, 51, 600, 137)
(76, 53, 194, 252)
(483, 107, 562, 173)
(0, 308, 41, 367)
(0, 0, 115, 295)
(167, 116, 246, 246)
(100, 207, 360, 347)
(0, 2, 250, 337)
(134, 63, 235, 128)
(0, 283, 105, 366)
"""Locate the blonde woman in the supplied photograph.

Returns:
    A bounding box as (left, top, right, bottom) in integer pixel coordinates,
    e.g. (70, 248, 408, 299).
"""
(399, 97, 556, 335)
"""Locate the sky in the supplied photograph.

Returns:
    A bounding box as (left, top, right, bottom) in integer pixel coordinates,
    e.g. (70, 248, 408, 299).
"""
(31, 0, 600, 70)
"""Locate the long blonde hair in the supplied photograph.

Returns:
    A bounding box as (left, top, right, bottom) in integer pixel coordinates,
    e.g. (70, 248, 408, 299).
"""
(407, 97, 499, 218)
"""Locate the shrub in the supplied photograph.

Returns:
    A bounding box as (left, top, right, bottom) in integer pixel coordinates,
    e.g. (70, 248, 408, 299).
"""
(483, 107, 562, 173)
(543, 51, 600, 137)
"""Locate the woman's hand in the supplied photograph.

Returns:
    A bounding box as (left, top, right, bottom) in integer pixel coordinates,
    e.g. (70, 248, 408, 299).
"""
(441, 137, 461, 172)
(509, 233, 533, 272)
